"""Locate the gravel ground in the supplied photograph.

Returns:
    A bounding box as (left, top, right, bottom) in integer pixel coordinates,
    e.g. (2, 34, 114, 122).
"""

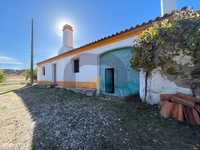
(0, 86, 200, 150)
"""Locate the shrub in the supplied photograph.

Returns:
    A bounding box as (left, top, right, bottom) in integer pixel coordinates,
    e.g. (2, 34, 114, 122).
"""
(130, 8, 200, 99)
(21, 69, 37, 81)
(0, 70, 5, 83)
(131, 8, 200, 82)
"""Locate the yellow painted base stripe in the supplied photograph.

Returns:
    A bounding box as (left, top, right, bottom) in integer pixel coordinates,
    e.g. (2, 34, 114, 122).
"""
(37, 80, 97, 89)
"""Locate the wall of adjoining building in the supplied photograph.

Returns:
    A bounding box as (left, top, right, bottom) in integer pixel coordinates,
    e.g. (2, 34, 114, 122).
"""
(139, 68, 193, 104)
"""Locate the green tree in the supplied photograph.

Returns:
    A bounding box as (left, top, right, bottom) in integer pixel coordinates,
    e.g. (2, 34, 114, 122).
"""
(131, 8, 200, 73)
(131, 8, 200, 99)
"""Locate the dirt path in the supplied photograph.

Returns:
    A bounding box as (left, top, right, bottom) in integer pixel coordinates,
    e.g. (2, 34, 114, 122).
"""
(0, 91, 33, 149)
(0, 75, 26, 95)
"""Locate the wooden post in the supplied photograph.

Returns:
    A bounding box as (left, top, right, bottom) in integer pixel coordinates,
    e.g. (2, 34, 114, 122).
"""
(30, 18, 34, 85)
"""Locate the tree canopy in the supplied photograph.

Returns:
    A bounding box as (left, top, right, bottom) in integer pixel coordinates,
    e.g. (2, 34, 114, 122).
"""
(131, 8, 200, 89)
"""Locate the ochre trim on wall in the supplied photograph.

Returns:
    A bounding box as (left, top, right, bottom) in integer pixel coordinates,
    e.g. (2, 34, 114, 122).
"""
(37, 80, 52, 85)
(37, 80, 97, 89)
(37, 25, 148, 66)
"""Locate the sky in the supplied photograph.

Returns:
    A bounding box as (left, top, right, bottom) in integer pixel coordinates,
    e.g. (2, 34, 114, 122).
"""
(0, 0, 200, 70)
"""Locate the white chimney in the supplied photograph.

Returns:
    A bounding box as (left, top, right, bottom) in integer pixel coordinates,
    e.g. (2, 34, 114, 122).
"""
(161, 0, 176, 16)
(59, 24, 73, 54)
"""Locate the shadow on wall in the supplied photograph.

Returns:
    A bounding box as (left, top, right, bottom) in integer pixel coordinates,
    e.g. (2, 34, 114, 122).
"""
(99, 48, 139, 96)
(62, 48, 139, 96)
(100, 52, 128, 95)
(63, 53, 98, 82)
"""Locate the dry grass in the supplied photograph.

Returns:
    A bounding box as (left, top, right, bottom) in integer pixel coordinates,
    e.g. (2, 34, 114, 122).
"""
(0, 75, 26, 95)
(0, 75, 31, 149)
(0, 92, 33, 149)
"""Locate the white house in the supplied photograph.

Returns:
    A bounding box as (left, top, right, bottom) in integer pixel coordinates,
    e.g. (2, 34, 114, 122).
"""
(37, 24, 143, 97)
(37, 0, 187, 104)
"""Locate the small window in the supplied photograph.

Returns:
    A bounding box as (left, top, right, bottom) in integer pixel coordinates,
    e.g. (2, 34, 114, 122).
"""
(42, 66, 45, 76)
(73, 59, 79, 73)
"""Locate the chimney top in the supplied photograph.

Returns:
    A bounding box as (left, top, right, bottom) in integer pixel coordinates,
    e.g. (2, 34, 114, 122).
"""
(63, 24, 73, 31)
(161, 0, 176, 16)
(59, 24, 74, 54)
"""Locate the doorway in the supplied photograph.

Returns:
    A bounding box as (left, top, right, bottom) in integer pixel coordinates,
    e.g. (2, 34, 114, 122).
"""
(105, 68, 114, 93)
(52, 63, 57, 84)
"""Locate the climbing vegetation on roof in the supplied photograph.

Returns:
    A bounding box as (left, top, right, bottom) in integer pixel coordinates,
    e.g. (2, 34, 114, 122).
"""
(131, 8, 200, 93)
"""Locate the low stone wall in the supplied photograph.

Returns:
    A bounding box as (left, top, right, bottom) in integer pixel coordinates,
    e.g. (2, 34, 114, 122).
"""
(139, 68, 193, 105)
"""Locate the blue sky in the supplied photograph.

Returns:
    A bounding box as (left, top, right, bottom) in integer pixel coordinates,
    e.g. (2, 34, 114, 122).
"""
(0, 0, 199, 69)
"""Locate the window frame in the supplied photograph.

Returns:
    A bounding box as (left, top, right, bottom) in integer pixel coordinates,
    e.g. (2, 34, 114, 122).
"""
(73, 58, 80, 73)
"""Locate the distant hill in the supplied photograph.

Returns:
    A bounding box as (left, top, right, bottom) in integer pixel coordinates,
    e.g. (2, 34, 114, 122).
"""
(0, 69, 25, 75)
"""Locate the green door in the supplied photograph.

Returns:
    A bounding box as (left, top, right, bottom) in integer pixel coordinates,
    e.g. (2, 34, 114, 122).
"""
(105, 68, 114, 93)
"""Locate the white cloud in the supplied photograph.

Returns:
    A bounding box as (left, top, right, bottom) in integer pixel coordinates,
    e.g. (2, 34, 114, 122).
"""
(0, 56, 22, 65)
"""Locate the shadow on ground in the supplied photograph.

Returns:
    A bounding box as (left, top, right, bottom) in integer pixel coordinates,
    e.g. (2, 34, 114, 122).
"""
(14, 86, 200, 150)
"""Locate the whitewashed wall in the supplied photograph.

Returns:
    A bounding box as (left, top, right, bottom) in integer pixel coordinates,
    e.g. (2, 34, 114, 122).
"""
(140, 68, 192, 105)
(38, 37, 136, 85)
(38, 34, 195, 103)
(37, 63, 53, 81)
